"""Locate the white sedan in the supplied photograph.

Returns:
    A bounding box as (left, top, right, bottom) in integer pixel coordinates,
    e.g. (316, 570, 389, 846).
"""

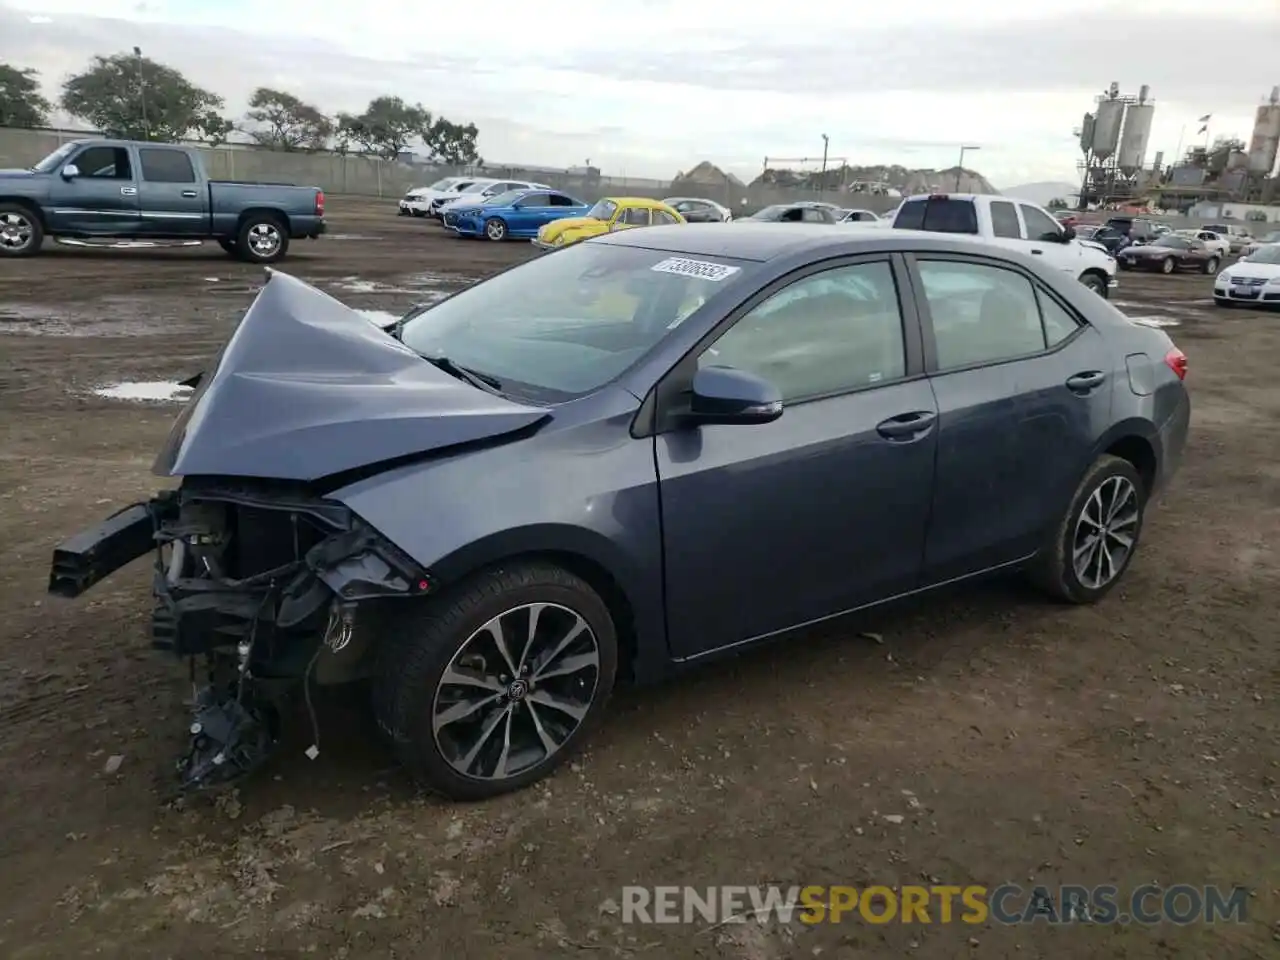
(1213, 243, 1280, 307)
(399, 177, 472, 216)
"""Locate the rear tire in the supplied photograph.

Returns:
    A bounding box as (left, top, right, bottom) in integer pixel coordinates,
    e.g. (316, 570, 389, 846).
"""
(0, 202, 43, 257)
(235, 214, 289, 264)
(373, 561, 619, 800)
(1030, 454, 1146, 605)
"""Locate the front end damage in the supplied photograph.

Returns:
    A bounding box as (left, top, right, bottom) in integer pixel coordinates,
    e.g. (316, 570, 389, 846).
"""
(49, 482, 431, 791)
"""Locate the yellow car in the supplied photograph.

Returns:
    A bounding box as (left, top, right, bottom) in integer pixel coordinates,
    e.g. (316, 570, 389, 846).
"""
(533, 197, 685, 250)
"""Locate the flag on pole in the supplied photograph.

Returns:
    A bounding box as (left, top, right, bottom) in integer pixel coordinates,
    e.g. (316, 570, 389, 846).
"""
(1197, 113, 1212, 122)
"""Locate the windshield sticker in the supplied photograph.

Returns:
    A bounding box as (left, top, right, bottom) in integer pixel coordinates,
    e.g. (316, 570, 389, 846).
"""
(651, 257, 741, 282)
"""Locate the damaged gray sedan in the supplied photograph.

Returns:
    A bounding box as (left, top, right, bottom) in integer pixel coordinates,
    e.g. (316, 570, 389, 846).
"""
(49, 224, 1190, 800)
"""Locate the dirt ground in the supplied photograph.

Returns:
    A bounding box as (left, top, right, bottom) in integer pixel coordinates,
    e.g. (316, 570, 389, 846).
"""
(0, 196, 1276, 959)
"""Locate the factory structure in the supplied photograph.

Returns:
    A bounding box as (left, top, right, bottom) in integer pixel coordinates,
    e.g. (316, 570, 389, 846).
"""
(1075, 83, 1280, 214)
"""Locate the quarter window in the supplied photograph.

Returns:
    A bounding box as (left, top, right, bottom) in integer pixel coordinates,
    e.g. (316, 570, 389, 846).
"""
(139, 148, 196, 183)
(917, 260, 1050, 369)
(653, 210, 679, 225)
(990, 201, 1022, 239)
(698, 261, 907, 401)
(1037, 291, 1082, 346)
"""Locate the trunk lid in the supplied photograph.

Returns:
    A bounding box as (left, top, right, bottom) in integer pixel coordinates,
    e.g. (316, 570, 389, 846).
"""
(152, 271, 550, 481)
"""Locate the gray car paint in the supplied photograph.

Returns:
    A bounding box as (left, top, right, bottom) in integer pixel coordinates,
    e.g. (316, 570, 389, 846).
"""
(322, 224, 1189, 681)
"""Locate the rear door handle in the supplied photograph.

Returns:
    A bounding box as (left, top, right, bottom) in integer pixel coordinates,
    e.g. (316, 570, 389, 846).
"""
(180, 190, 197, 198)
(120, 186, 137, 196)
(1066, 371, 1106, 393)
(1030, 249, 1043, 255)
(876, 411, 937, 441)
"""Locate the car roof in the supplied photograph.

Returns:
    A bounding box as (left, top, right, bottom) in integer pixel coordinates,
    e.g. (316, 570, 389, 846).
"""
(594, 222, 1026, 262)
(603, 196, 672, 208)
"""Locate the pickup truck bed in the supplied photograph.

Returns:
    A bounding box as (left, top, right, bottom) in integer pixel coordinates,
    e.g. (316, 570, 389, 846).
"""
(0, 138, 326, 262)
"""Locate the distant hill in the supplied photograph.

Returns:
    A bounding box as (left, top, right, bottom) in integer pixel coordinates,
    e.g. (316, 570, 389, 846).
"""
(749, 163, 998, 197)
(1000, 181, 1078, 206)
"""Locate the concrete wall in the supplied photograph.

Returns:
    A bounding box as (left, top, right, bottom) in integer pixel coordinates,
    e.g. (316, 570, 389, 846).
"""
(0, 126, 900, 213)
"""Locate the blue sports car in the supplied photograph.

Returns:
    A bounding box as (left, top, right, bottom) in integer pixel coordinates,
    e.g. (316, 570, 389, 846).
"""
(443, 188, 590, 241)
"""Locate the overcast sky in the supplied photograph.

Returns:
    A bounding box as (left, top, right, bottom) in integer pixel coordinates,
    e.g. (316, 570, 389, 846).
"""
(3, 0, 1279, 187)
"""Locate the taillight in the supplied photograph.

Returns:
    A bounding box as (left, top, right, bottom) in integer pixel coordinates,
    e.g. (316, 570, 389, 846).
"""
(1164, 347, 1187, 380)
(315, 191, 325, 216)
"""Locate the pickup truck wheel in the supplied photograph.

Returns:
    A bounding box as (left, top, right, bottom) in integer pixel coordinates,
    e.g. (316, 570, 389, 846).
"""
(373, 561, 618, 800)
(236, 216, 289, 263)
(0, 203, 42, 257)
(1078, 272, 1109, 298)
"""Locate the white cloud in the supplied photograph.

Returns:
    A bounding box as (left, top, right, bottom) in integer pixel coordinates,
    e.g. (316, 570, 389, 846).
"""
(4, 0, 1279, 184)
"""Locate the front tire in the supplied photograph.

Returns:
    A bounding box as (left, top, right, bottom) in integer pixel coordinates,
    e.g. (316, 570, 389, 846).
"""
(1030, 454, 1146, 604)
(1079, 272, 1109, 298)
(484, 218, 508, 242)
(0, 203, 43, 257)
(373, 562, 619, 800)
(1160, 257, 1175, 274)
(1203, 257, 1220, 275)
(236, 215, 289, 263)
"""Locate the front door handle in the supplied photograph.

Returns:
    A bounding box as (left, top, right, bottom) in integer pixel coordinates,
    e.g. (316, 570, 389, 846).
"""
(1066, 371, 1106, 393)
(1030, 249, 1043, 255)
(120, 186, 137, 196)
(180, 190, 197, 198)
(876, 411, 937, 441)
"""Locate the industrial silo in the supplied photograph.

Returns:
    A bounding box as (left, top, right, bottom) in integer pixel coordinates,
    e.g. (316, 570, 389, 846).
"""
(1079, 113, 1095, 154)
(1117, 86, 1154, 175)
(1247, 86, 1280, 176)
(1091, 98, 1126, 161)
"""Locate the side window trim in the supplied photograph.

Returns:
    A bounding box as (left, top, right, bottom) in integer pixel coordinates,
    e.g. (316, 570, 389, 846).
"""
(1033, 285, 1087, 349)
(904, 252, 1087, 375)
(646, 253, 926, 436)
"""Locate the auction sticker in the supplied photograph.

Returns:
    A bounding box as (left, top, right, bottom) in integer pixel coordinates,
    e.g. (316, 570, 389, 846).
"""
(651, 257, 741, 282)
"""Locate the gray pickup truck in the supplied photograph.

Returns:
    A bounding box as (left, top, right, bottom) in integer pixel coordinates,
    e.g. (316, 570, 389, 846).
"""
(0, 138, 326, 262)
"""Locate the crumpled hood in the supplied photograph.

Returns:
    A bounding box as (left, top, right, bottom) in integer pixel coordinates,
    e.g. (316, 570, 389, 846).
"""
(152, 271, 550, 482)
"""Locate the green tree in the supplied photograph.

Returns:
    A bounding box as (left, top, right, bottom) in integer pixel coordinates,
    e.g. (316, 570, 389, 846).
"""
(424, 117, 480, 166)
(60, 52, 229, 141)
(0, 63, 52, 128)
(244, 87, 332, 152)
(336, 96, 431, 159)
(1047, 197, 1069, 210)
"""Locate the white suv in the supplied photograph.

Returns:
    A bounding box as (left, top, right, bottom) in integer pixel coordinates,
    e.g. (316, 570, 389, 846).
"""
(892, 193, 1117, 297)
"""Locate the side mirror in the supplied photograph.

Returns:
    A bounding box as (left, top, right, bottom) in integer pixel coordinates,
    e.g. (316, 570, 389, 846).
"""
(1060, 225, 1076, 241)
(61, 163, 80, 179)
(688, 366, 783, 426)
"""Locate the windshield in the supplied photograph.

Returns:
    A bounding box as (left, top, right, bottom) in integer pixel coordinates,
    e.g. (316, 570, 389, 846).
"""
(428, 177, 460, 190)
(399, 243, 751, 401)
(586, 199, 617, 221)
(482, 189, 527, 207)
(1246, 245, 1280, 264)
(1261, 232, 1280, 243)
(1158, 237, 1190, 250)
(32, 142, 79, 173)
(460, 181, 495, 194)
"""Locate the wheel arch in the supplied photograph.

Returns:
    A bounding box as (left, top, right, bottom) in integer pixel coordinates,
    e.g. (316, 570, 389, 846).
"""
(0, 196, 47, 230)
(1092, 420, 1160, 494)
(235, 206, 288, 232)
(422, 524, 658, 685)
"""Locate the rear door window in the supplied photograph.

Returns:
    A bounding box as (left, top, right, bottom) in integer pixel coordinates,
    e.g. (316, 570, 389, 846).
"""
(990, 201, 1022, 239)
(139, 148, 196, 183)
(894, 198, 979, 234)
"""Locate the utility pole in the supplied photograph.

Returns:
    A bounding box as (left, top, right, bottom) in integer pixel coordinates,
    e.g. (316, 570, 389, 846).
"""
(956, 144, 980, 191)
(820, 134, 829, 199)
(134, 46, 149, 140)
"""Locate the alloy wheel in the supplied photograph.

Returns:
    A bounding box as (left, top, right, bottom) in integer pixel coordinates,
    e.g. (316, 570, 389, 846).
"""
(247, 223, 282, 258)
(485, 220, 506, 241)
(431, 602, 601, 781)
(1071, 476, 1139, 590)
(0, 212, 33, 252)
